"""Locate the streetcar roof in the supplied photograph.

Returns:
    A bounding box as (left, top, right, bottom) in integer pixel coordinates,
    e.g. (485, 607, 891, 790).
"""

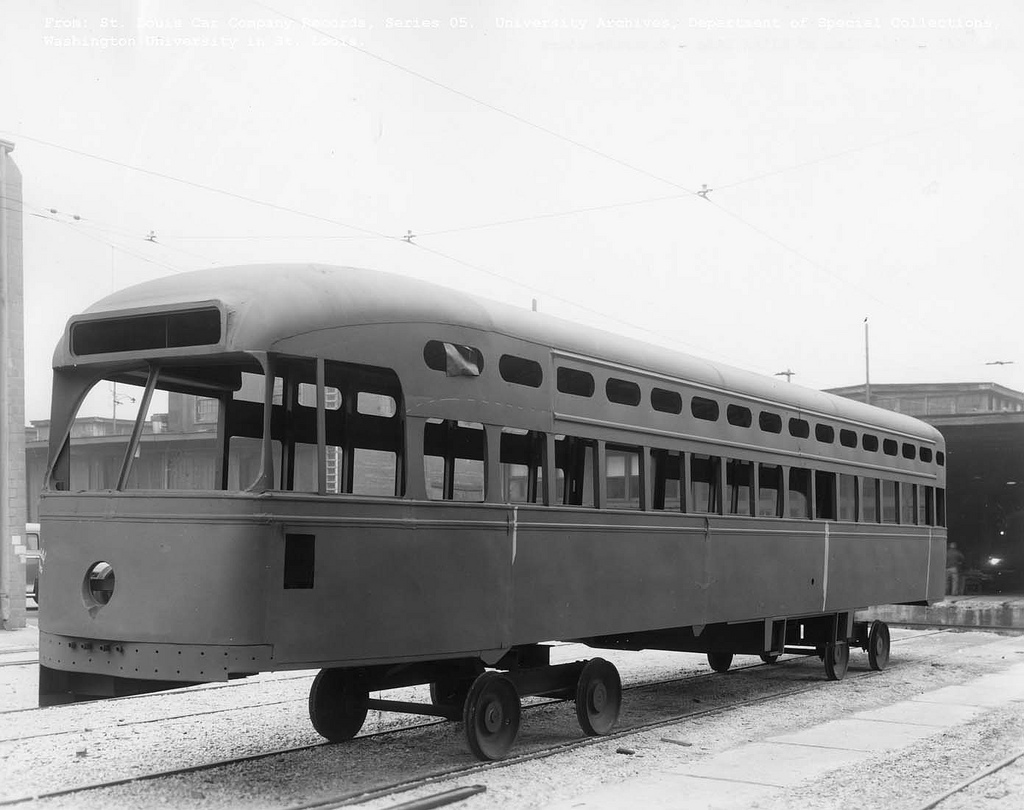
(59, 263, 940, 442)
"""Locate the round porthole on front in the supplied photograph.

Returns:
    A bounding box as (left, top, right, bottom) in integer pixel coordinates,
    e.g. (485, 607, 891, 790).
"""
(83, 561, 116, 607)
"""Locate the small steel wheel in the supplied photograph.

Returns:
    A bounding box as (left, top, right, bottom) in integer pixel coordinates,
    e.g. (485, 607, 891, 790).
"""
(575, 658, 622, 736)
(759, 653, 779, 665)
(308, 668, 369, 742)
(463, 672, 521, 761)
(707, 651, 733, 673)
(823, 640, 850, 681)
(867, 620, 891, 671)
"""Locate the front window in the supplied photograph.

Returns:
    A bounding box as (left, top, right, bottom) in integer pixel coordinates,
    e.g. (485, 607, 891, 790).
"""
(45, 354, 404, 497)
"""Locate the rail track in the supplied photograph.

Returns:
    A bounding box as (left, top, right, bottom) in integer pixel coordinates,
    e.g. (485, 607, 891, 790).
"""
(0, 629, 956, 808)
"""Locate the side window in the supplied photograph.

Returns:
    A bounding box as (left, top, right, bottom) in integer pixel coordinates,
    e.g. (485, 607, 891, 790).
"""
(424, 419, 485, 502)
(900, 482, 916, 524)
(691, 397, 720, 422)
(651, 449, 683, 510)
(499, 428, 545, 504)
(606, 445, 642, 510)
(557, 367, 594, 397)
(690, 454, 720, 514)
(727, 405, 752, 428)
(758, 464, 782, 517)
(788, 418, 810, 439)
(788, 467, 812, 519)
(554, 435, 596, 507)
(499, 355, 543, 388)
(880, 480, 897, 523)
(839, 474, 858, 521)
(862, 478, 880, 522)
(606, 378, 641, 406)
(936, 488, 946, 527)
(922, 485, 935, 526)
(815, 470, 837, 520)
(651, 388, 682, 414)
(725, 459, 753, 515)
(423, 340, 483, 377)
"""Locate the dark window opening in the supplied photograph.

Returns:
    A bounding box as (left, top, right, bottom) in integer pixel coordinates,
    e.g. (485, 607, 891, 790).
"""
(690, 454, 720, 513)
(839, 429, 858, 448)
(606, 378, 641, 406)
(862, 478, 880, 522)
(815, 470, 837, 520)
(499, 354, 543, 388)
(727, 405, 752, 428)
(758, 464, 782, 517)
(691, 397, 720, 422)
(902, 443, 916, 460)
(883, 439, 898, 456)
(862, 434, 879, 452)
(920, 447, 933, 463)
(556, 367, 595, 397)
(788, 418, 810, 439)
(936, 451, 945, 467)
(937, 488, 946, 527)
(423, 340, 483, 377)
(651, 387, 682, 414)
(788, 467, 811, 518)
(815, 424, 835, 444)
(726, 459, 753, 515)
(651, 449, 683, 511)
(554, 436, 596, 507)
(759, 411, 782, 433)
(922, 486, 935, 526)
(72, 307, 221, 356)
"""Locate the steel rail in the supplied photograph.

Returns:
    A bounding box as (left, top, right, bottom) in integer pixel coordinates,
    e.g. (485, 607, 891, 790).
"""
(0, 629, 952, 808)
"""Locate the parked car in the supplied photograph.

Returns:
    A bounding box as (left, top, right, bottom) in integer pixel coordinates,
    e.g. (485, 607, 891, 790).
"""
(25, 522, 40, 604)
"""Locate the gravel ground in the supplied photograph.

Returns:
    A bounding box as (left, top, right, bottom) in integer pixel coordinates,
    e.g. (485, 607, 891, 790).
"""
(1, 628, 1022, 809)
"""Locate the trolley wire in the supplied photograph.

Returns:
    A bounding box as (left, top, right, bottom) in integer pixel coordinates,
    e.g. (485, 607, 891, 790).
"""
(250, 1, 698, 198)
(0, 130, 394, 241)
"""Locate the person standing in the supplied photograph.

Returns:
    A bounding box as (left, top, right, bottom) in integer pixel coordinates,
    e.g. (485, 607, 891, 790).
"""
(946, 541, 964, 596)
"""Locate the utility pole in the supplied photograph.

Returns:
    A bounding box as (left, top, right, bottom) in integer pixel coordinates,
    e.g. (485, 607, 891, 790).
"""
(0, 139, 27, 630)
(775, 369, 796, 383)
(864, 317, 871, 406)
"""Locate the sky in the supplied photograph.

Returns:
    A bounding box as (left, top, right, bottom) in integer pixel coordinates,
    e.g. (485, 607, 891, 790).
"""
(2, 0, 1022, 424)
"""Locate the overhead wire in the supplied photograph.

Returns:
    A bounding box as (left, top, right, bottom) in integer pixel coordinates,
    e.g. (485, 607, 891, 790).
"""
(0, 129, 396, 241)
(251, 1, 699, 197)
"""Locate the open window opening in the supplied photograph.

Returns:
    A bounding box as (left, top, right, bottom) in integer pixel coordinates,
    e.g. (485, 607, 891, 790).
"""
(606, 444, 642, 510)
(499, 428, 545, 504)
(788, 467, 812, 519)
(690, 454, 721, 514)
(726, 459, 753, 516)
(554, 435, 596, 506)
(815, 470, 837, 520)
(424, 419, 485, 501)
(651, 449, 683, 510)
(45, 354, 405, 497)
(758, 464, 782, 517)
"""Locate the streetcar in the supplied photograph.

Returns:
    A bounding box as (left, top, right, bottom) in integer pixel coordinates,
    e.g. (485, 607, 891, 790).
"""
(37, 264, 946, 760)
